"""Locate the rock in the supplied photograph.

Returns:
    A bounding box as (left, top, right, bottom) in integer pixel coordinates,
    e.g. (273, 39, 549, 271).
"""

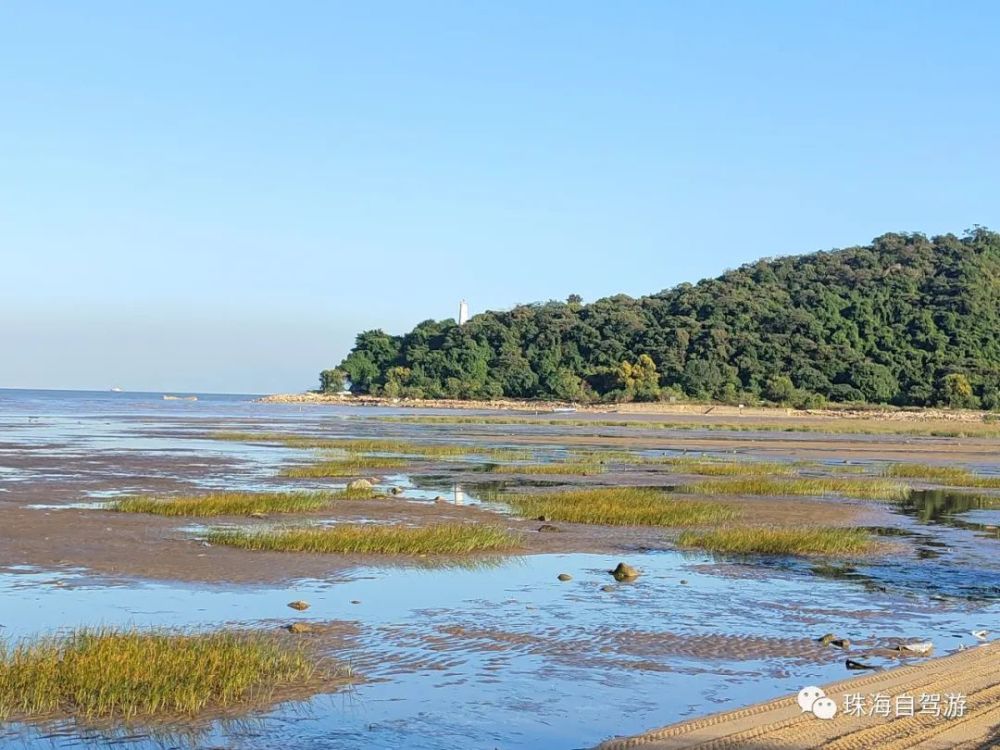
(286, 623, 313, 634)
(350, 600, 361, 605)
(818, 633, 836, 646)
(679, 579, 688, 585)
(557, 573, 572, 582)
(538, 524, 560, 533)
(601, 585, 616, 593)
(610, 562, 640, 581)
(830, 638, 850, 649)
(347, 479, 373, 491)
(845, 658, 877, 670)
(287, 600, 310, 611)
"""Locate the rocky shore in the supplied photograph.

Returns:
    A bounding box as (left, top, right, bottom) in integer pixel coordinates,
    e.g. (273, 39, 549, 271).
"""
(257, 392, 995, 423)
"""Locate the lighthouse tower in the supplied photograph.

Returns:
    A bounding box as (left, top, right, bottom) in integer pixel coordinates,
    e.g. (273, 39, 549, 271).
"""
(458, 300, 470, 326)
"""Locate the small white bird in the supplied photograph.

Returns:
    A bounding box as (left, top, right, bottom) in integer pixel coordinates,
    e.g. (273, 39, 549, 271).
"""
(972, 630, 988, 641)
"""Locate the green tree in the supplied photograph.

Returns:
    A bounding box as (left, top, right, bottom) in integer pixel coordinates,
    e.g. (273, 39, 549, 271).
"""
(937, 373, 977, 409)
(318, 368, 346, 393)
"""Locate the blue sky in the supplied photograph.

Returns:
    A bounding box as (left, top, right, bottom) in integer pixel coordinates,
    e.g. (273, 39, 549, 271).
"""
(2, 2, 998, 393)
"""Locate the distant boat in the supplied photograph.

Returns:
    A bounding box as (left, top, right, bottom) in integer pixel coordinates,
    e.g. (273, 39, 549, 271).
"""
(162, 394, 198, 401)
(110, 386, 123, 392)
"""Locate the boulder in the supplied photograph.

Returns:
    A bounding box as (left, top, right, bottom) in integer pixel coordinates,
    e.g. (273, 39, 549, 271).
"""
(347, 479, 374, 491)
(287, 600, 310, 611)
(610, 562, 640, 581)
(557, 573, 572, 582)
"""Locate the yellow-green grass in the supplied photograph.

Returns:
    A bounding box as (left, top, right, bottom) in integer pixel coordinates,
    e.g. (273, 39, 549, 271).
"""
(680, 476, 909, 501)
(504, 488, 738, 526)
(0, 627, 335, 722)
(488, 461, 605, 476)
(677, 526, 877, 556)
(205, 523, 521, 555)
(652, 456, 795, 476)
(282, 456, 409, 478)
(566, 451, 798, 476)
(882, 463, 1000, 488)
(109, 489, 377, 517)
(210, 432, 529, 460)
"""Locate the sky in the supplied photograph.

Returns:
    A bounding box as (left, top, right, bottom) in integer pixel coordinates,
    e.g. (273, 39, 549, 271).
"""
(2, 2, 999, 394)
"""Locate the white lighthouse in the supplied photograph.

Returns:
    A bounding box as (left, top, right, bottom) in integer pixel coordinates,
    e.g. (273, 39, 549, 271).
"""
(458, 299, 470, 326)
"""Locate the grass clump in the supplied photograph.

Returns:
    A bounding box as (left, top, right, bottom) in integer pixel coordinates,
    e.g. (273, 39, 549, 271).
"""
(0, 627, 331, 721)
(677, 526, 876, 556)
(282, 456, 408, 477)
(653, 456, 795, 476)
(680, 476, 909, 501)
(205, 523, 520, 555)
(109, 489, 377, 517)
(488, 461, 605, 476)
(505, 488, 738, 526)
(882, 463, 1000, 488)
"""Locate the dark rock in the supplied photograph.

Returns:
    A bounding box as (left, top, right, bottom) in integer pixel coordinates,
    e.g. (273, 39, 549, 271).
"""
(610, 562, 640, 581)
(846, 658, 877, 670)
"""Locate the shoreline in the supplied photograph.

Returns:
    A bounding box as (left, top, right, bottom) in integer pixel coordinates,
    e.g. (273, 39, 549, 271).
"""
(258, 392, 997, 424)
(598, 641, 1000, 749)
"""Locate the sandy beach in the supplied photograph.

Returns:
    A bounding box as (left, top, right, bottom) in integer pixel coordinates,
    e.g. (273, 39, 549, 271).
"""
(599, 642, 1000, 750)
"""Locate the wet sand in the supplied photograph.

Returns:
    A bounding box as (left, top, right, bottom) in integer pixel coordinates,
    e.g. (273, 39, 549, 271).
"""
(1, 446, 882, 584)
(598, 642, 1000, 750)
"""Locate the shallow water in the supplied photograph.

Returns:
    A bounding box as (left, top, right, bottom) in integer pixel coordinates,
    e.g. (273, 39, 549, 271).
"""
(3, 389, 1000, 749)
(2, 550, 996, 750)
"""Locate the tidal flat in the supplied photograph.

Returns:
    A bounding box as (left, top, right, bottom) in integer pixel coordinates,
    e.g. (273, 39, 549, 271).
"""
(1, 390, 999, 749)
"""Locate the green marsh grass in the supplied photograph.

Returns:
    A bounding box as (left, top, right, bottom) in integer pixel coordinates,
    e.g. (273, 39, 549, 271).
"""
(488, 462, 605, 476)
(677, 526, 876, 556)
(282, 456, 409, 477)
(566, 451, 798, 476)
(504, 488, 738, 526)
(652, 456, 795, 476)
(882, 463, 1000, 488)
(680, 476, 909, 501)
(109, 489, 377, 517)
(0, 627, 333, 722)
(205, 523, 521, 555)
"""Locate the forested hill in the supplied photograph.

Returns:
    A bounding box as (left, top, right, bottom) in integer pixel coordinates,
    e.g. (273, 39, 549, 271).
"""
(329, 228, 1000, 408)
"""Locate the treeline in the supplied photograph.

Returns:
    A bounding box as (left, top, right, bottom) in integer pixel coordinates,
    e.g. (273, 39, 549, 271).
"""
(323, 228, 1000, 409)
